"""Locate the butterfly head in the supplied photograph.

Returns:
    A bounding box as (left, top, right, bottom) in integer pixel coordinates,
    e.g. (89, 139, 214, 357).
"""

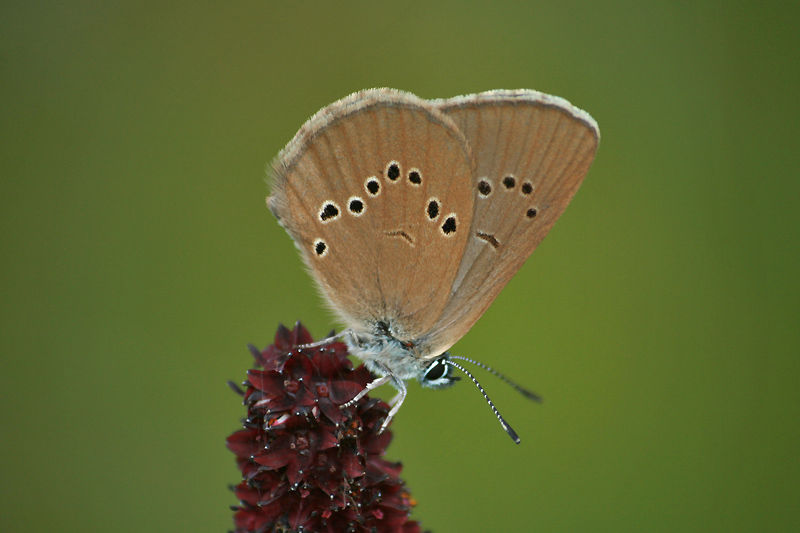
(419, 355, 460, 389)
(343, 322, 458, 389)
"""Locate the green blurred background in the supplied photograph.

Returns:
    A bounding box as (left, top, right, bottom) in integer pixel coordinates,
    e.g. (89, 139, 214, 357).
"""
(2, 1, 798, 532)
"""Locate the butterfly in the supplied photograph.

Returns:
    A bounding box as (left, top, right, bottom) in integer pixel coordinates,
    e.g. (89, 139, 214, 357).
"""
(268, 88, 599, 442)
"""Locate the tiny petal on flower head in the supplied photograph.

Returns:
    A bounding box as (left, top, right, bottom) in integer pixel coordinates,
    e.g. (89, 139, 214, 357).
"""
(227, 322, 424, 533)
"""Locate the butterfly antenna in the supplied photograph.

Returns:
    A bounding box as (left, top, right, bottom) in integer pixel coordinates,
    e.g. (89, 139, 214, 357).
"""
(449, 355, 542, 403)
(445, 360, 521, 444)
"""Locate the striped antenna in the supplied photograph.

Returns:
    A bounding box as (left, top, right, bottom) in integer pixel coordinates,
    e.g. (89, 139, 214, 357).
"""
(445, 359, 521, 444)
(449, 355, 542, 403)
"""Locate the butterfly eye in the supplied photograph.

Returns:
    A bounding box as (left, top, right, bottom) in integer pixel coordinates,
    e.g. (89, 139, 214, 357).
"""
(421, 358, 459, 390)
(424, 360, 446, 381)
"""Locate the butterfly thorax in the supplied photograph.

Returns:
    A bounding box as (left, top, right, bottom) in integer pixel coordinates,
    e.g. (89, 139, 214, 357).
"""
(343, 321, 457, 389)
(345, 330, 429, 382)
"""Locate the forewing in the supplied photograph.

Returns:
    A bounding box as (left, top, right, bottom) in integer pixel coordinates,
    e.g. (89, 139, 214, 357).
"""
(268, 89, 475, 340)
(423, 90, 600, 355)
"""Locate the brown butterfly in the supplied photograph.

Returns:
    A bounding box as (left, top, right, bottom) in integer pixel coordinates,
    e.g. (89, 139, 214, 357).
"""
(268, 89, 599, 442)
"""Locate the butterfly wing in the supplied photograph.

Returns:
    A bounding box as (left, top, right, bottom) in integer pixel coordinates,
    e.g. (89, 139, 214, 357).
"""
(421, 90, 600, 355)
(268, 89, 475, 341)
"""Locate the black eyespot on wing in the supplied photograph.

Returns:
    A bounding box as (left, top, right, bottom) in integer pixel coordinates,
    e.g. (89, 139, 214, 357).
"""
(366, 178, 380, 195)
(521, 183, 533, 195)
(314, 241, 327, 255)
(503, 176, 516, 189)
(409, 170, 421, 185)
(441, 216, 457, 235)
(320, 203, 339, 221)
(526, 208, 538, 219)
(349, 198, 364, 214)
(387, 163, 400, 181)
(478, 180, 492, 196)
(427, 200, 439, 220)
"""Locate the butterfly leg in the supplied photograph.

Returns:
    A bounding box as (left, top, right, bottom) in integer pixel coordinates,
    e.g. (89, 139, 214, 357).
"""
(378, 377, 407, 434)
(340, 374, 393, 409)
(388, 391, 404, 407)
(297, 328, 355, 349)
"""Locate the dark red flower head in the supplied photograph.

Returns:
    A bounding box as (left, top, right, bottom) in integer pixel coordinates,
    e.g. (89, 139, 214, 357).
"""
(227, 322, 424, 533)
